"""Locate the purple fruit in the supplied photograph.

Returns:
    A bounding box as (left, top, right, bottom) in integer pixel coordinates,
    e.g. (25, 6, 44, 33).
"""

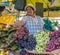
(56, 45, 60, 49)
(49, 32, 55, 38)
(13, 26, 29, 40)
(45, 43, 55, 52)
(54, 38, 59, 45)
(48, 40, 53, 45)
(58, 37, 60, 43)
(46, 28, 60, 52)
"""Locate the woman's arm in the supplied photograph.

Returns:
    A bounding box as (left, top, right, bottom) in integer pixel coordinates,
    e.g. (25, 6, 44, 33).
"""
(14, 20, 25, 29)
(43, 26, 46, 31)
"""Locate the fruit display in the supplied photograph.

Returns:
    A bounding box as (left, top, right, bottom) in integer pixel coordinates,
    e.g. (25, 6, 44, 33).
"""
(0, 18, 59, 54)
(45, 28, 60, 52)
(13, 26, 29, 40)
(8, 26, 36, 55)
(35, 31, 50, 53)
(20, 49, 27, 55)
(16, 35, 36, 49)
(16, 34, 36, 55)
(10, 26, 36, 55)
(0, 26, 29, 51)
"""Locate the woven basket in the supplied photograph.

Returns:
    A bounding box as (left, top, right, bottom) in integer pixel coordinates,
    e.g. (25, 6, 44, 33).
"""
(26, 50, 54, 55)
(14, 50, 55, 55)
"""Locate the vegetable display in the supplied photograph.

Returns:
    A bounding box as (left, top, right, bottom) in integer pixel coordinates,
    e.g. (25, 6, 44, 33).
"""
(13, 26, 36, 55)
(0, 28, 17, 49)
(35, 31, 50, 53)
(13, 26, 29, 40)
(43, 17, 58, 31)
(45, 29, 60, 52)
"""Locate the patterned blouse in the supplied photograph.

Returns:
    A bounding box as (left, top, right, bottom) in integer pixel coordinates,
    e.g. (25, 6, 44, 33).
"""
(22, 16, 44, 37)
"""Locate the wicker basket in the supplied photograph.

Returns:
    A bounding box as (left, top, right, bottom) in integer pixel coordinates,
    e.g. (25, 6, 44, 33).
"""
(14, 50, 55, 55)
(26, 50, 54, 55)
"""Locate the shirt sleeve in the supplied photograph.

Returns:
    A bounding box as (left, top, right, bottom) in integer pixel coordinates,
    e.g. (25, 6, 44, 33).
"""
(41, 17, 44, 26)
(21, 16, 28, 24)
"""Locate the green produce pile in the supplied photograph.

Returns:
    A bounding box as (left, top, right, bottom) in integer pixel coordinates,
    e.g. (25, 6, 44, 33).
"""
(0, 28, 20, 51)
(35, 31, 50, 53)
(43, 17, 58, 31)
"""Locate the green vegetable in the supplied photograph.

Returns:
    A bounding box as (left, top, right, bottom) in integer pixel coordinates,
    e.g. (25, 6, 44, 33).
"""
(35, 31, 50, 53)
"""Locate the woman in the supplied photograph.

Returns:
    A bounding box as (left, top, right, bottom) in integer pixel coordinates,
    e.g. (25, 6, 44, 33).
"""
(14, 4, 44, 37)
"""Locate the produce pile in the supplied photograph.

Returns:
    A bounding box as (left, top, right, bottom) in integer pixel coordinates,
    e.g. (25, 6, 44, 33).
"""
(0, 28, 18, 50)
(0, 26, 30, 50)
(35, 31, 50, 53)
(46, 28, 60, 52)
(0, 26, 36, 53)
(0, 24, 60, 54)
(13, 26, 29, 40)
(43, 17, 52, 31)
(13, 26, 36, 55)
(43, 17, 58, 31)
(17, 35, 36, 55)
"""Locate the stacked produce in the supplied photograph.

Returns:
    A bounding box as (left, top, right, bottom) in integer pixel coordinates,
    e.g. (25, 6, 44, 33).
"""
(13, 26, 29, 40)
(43, 17, 58, 31)
(16, 35, 36, 55)
(35, 31, 50, 53)
(0, 28, 18, 50)
(45, 29, 60, 52)
(43, 17, 52, 31)
(13, 26, 36, 55)
(0, 26, 32, 55)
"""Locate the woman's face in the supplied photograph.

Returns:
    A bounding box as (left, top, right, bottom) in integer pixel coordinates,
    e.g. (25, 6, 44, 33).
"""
(26, 7, 34, 16)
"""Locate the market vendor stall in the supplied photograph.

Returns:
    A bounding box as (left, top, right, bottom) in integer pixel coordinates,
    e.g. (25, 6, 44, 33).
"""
(0, 0, 60, 55)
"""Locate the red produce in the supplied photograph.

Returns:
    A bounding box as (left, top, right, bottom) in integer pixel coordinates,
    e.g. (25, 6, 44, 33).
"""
(13, 26, 29, 39)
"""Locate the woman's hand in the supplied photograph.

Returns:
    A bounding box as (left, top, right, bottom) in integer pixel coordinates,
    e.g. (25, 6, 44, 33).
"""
(13, 20, 24, 29)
